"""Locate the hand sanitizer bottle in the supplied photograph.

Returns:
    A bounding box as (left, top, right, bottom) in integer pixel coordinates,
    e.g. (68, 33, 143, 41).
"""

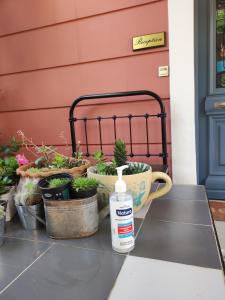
(109, 165, 135, 253)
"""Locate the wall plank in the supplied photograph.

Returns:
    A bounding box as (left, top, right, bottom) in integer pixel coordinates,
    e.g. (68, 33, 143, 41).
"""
(0, 1, 168, 74)
(0, 100, 171, 145)
(0, 52, 169, 111)
(0, 0, 160, 36)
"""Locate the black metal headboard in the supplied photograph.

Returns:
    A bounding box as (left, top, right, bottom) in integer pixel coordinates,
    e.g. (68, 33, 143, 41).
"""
(69, 90, 168, 172)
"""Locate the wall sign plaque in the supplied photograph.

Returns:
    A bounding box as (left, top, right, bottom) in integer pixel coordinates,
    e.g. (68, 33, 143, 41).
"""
(132, 32, 166, 51)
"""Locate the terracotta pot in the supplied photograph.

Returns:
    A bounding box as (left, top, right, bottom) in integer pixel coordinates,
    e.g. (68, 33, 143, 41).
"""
(87, 163, 172, 213)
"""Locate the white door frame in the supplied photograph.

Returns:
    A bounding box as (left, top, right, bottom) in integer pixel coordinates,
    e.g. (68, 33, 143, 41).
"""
(168, 0, 197, 184)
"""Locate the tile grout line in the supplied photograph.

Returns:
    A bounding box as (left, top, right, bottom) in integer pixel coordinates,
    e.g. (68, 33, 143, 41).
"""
(155, 218, 212, 227)
(0, 243, 54, 295)
(2, 234, 53, 244)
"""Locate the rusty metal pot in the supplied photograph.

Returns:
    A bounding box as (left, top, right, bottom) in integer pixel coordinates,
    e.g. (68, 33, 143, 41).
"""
(44, 195, 99, 239)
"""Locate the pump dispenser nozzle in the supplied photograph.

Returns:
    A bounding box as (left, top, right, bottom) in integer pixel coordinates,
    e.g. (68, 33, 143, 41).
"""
(115, 165, 128, 193)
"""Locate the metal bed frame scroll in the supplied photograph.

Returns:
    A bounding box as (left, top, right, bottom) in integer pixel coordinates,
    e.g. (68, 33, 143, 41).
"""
(69, 90, 168, 173)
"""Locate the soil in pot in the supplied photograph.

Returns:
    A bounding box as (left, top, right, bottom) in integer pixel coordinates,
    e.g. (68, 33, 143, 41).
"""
(71, 187, 97, 199)
(38, 173, 73, 200)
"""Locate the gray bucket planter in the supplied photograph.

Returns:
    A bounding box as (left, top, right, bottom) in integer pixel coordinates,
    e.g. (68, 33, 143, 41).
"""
(44, 194, 99, 239)
(0, 217, 5, 247)
(16, 203, 44, 230)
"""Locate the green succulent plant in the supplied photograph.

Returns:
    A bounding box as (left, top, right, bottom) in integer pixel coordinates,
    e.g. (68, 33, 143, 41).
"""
(72, 177, 98, 192)
(27, 167, 39, 173)
(51, 154, 68, 168)
(48, 178, 70, 189)
(114, 139, 127, 167)
(93, 140, 150, 176)
(125, 163, 150, 175)
(0, 205, 5, 220)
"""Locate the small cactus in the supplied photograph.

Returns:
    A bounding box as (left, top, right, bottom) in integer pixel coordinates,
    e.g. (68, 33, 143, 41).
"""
(114, 139, 127, 167)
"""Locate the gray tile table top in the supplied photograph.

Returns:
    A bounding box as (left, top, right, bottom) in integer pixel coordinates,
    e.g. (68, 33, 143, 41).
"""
(158, 184, 207, 201)
(131, 219, 221, 269)
(0, 244, 125, 300)
(0, 184, 223, 299)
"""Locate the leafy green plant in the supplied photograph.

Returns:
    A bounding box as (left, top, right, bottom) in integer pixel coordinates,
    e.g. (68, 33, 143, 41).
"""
(0, 137, 20, 157)
(0, 176, 12, 195)
(27, 167, 39, 173)
(72, 177, 98, 192)
(51, 154, 68, 168)
(114, 139, 127, 167)
(93, 140, 150, 176)
(93, 151, 117, 175)
(0, 205, 5, 219)
(125, 163, 150, 175)
(48, 178, 70, 189)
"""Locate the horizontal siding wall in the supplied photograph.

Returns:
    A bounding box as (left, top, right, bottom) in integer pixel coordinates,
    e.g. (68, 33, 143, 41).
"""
(0, 0, 171, 171)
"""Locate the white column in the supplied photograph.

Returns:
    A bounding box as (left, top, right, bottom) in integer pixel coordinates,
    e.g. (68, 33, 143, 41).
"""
(168, 0, 197, 184)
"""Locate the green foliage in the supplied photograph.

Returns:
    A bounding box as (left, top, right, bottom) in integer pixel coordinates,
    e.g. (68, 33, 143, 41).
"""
(0, 136, 20, 157)
(72, 177, 98, 192)
(93, 140, 150, 176)
(0, 176, 12, 195)
(4, 157, 18, 171)
(114, 139, 127, 167)
(0, 205, 5, 219)
(48, 178, 70, 189)
(51, 154, 68, 168)
(93, 152, 117, 175)
(27, 167, 39, 173)
(125, 163, 150, 175)
(0, 157, 19, 185)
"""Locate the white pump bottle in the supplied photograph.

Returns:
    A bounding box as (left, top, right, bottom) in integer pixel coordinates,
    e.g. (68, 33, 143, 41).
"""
(109, 165, 135, 253)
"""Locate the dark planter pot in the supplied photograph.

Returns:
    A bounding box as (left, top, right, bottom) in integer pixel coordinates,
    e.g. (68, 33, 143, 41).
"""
(71, 187, 97, 199)
(38, 173, 73, 201)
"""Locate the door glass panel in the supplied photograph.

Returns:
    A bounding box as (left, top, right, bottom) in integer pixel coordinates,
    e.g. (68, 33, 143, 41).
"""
(216, 0, 225, 88)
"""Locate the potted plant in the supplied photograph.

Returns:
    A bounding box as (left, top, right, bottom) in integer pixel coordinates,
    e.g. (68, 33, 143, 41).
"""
(14, 177, 44, 230)
(0, 205, 5, 246)
(16, 131, 90, 178)
(0, 156, 20, 221)
(38, 173, 73, 200)
(42, 176, 100, 239)
(87, 139, 172, 212)
(71, 177, 99, 199)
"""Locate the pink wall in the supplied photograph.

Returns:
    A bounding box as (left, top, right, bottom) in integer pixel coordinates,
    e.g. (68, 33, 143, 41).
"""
(0, 0, 171, 170)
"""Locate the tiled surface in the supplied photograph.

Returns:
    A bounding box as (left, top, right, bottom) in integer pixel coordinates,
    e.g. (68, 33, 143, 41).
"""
(4, 216, 142, 253)
(158, 184, 207, 201)
(150, 198, 212, 225)
(0, 237, 51, 291)
(0, 184, 223, 299)
(109, 256, 225, 300)
(131, 219, 221, 269)
(134, 183, 159, 219)
(0, 244, 125, 300)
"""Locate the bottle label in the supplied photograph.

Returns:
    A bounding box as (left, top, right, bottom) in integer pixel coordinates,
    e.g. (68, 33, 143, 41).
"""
(110, 199, 135, 252)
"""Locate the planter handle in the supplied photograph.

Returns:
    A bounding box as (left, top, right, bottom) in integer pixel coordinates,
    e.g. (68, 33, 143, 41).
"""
(25, 198, 46, 226)
(145, 172, 172, 205)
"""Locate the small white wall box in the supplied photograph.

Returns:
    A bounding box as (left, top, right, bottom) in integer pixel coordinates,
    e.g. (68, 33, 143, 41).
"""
(158, 66, 169, 77)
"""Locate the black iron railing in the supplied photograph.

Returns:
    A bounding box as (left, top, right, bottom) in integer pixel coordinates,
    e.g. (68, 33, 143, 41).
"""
(69, 90, 168, 172)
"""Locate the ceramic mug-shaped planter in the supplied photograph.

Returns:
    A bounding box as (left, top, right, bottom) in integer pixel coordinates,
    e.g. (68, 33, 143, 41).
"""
(87, 163, 172, 213)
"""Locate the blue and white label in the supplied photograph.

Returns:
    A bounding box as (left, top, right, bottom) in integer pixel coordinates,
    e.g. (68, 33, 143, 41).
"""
(116, 208, 132, 216)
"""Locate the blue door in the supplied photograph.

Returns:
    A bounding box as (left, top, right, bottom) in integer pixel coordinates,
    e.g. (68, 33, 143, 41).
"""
(197, 0, 225, 199)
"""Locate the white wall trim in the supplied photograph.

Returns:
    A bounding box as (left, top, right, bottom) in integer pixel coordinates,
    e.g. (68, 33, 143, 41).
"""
(168, 0, 197, 184)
